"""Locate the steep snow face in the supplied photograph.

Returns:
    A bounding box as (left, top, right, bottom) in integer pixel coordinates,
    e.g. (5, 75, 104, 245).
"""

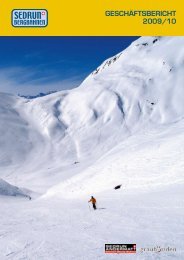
(27, 37, 184, 161)
(84, 36, 184, 125)
(0, 37, 184, 190)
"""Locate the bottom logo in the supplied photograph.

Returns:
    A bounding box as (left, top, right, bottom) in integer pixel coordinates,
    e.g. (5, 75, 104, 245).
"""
(105, 244, 136, 254)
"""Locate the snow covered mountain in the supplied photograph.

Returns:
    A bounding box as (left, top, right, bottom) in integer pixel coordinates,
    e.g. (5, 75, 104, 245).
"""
(0, 36, 184, 259)
(1, 36, 184, 190)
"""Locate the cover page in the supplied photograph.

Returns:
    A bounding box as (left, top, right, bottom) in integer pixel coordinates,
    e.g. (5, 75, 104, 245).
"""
(0, 0, 183, 259)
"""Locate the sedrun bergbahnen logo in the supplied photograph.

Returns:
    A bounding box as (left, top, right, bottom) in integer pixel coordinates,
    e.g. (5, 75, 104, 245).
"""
(12, 9, 48, 27)
(105, 244, 136, 254)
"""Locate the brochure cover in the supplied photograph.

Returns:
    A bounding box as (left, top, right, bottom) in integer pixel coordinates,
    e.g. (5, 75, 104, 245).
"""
(0, 1, 183, 259)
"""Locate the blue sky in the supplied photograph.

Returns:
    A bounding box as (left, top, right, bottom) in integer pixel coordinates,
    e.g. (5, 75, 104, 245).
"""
(0, 37, 139, 95)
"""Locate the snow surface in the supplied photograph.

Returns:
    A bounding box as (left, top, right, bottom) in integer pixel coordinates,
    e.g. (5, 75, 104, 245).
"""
(0, 36, 184, 259)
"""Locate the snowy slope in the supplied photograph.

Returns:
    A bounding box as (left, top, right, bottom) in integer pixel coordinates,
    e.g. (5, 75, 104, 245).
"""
(0, 93, 32, 167)
(0, 36, 184, 259)
(0, 178, 29, 198)
(1, 37, 184, 191)
(45, 120, 184, 198)
(0, 35, 183, 193)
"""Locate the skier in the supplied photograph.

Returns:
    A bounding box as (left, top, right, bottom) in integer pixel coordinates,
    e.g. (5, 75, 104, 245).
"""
(88, 196, 97, 210)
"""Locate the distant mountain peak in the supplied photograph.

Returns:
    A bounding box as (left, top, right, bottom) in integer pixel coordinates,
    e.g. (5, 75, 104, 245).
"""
(19, 90, 58, 99)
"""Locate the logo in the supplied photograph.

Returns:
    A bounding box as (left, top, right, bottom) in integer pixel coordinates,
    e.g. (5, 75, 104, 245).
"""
(105, 244, 136, 254)
(12, 9, 48, 27)
(140, 246, 177, 254)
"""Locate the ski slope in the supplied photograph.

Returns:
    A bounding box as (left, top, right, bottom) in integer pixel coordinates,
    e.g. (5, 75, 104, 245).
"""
(0, 36, 184, 259)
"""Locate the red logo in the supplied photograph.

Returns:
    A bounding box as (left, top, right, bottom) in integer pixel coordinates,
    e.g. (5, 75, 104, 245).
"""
(105, 244, 136, 254)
